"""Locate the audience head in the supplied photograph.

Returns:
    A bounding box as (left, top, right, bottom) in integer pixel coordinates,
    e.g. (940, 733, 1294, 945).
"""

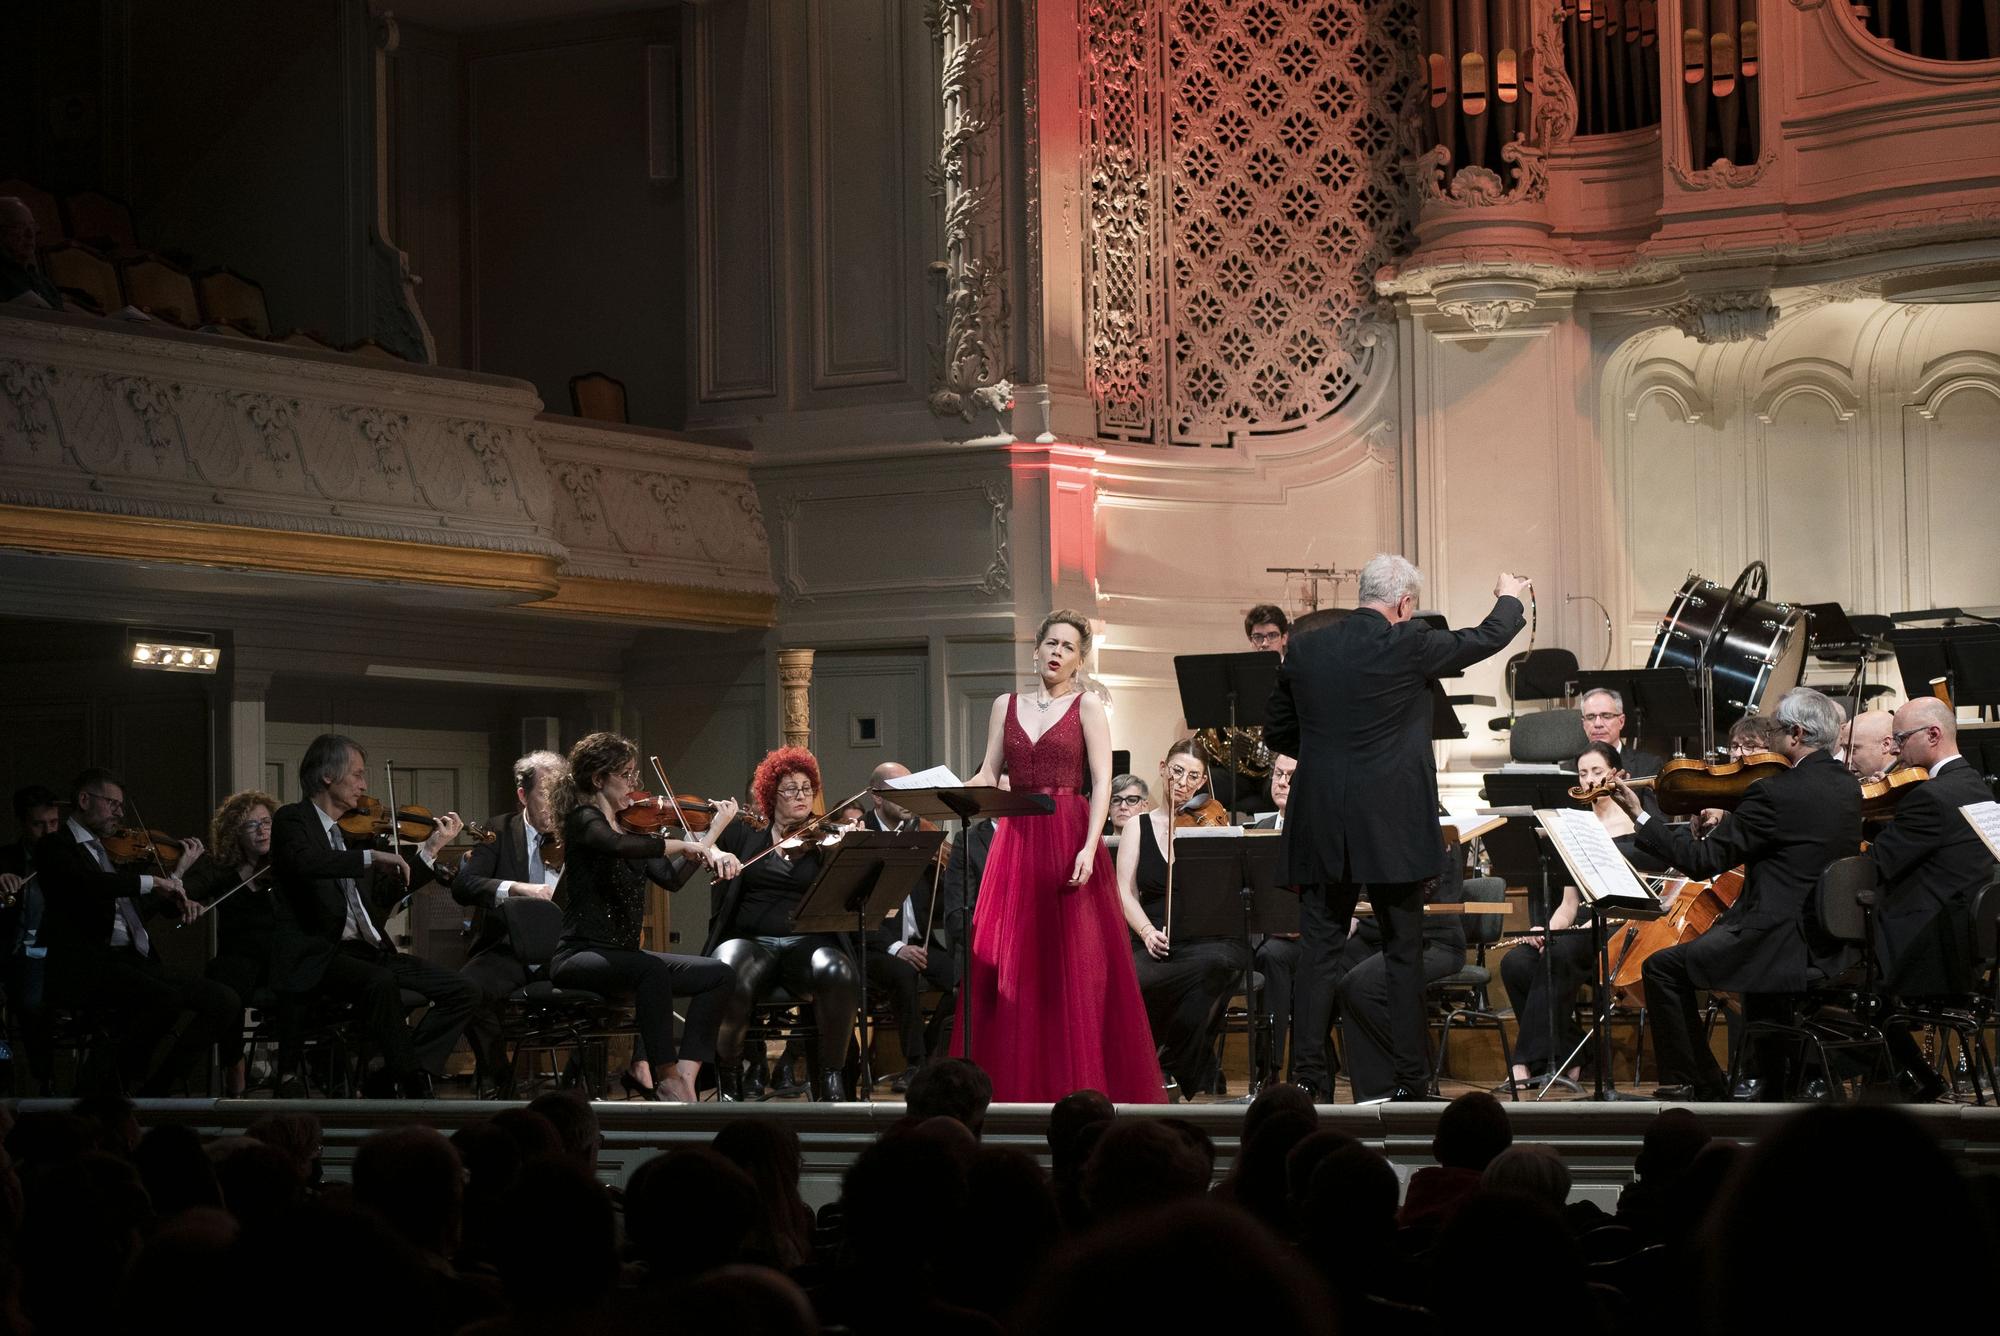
(904, 1058, 992, 1136)
(526, 1090, 601, 1173)
(1243, 1082, 1316, 1142)
(675, 1265, 821, 1336)
(132, 1125, 223, 1218)
(1082, 1118, 1212, 1223)
(244, 1112, 323, 1188)
(1481, 1143, 1572, 1213)
(71, 1094, 140, 1156)
(1017, 1200, 1335, 1336)
(489, 1106, 565, 1162)
(496, 1157, 617, 1311)
(1432, 1191, 1584, 1327)
(1432, 1091, 1512, 1171)
(838, 1129, 970, 1274)
(351, 1126, 462, 1260)
(626, 1147, 758, 1282)
(712, 1118, 813, 1270)
(208, 1137, 306, 1231)
(0, 198, 37, 266)
(1284, 1129, 1360, 1216)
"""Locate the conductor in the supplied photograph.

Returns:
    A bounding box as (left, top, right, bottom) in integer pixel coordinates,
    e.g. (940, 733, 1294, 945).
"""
(1264, 554, 1529, 1101)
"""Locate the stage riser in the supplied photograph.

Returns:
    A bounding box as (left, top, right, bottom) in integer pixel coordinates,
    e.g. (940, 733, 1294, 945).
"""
(34, 1099, 2000, 1212)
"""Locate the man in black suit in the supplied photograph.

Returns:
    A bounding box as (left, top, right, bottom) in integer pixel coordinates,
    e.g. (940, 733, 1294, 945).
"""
(36, 768, 240, 1094)
(1866, 697, 1996, 1098)
(2, 785, 61, 1091)
(452, 750, 568, 1099)
(1265, 555, 1529, 1101)
(859, 762, 965, 1092)
(1580, 687, 1664, 779)
(269, 734, 481, 1098)
(1614, 687, 1863, 1100)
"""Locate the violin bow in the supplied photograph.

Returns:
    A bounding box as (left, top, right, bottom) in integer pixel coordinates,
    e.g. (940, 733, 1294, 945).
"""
(649, 755, 696, 836)
(1163, 811, 1176, 945)
(737, 785, 873, 872)
(384, 760, 405, 866)
(176, 863, 268, 926)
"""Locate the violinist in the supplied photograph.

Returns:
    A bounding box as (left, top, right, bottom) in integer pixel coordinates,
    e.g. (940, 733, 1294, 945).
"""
(182, 789, 282, 1096)
(36, 767, 240, 1095)
(454, 750, 575, 1098)
(1499, 744, 1666, 1090)
(1117, 741, 1249, 1100)
(269, 734, 482, 1099)
(1610, 688, 1861, 1100)
(2, 785, 59, 1093)
(706, 746, 862, 1103)
(1865, 698, 1994, 1100)
(547, 731, 740, 1102)
(859, 761, 961, 1093)
(1161, 737, 1230, 826)
(1838, 710, 1896, 784)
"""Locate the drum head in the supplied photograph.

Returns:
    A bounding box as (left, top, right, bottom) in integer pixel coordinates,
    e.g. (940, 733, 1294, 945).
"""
(1745, 609, 1807, 714)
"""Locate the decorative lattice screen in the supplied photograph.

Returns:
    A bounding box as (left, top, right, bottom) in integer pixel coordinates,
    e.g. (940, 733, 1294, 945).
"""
(1085, 0, 1417, 447)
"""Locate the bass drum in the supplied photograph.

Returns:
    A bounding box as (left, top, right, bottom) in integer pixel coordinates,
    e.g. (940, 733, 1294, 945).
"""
(1649, 567, 1806, 724)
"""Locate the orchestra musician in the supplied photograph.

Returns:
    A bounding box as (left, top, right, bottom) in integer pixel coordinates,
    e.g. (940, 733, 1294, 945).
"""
(1865, 697, 1996, 1100)
(269, 735, 481, 1099)
(706, 747, 862, 1103)
(1611, 687, 1862, 1101)
(37, 768, 240, 1095)
(547, 732, 740, 1102)
(183, 789, 282, 1097)
(1266, 556, 1528, 1103)
(1250, 754, 1313, 1086)
(1161, 737, 1230, 826)
(1244, 604, 1291, 662)
(1838, 710, 1896, 783)
(2, 785, 59, 1093)
(1579, 687, 1663, 779)
(1498, 744, 1667, 1090)
(859, 761, 962, 1093)
(1108, 774, 1149, 832)
(1117, 741, 1250, 1101)
(453, 750, 630, 1099)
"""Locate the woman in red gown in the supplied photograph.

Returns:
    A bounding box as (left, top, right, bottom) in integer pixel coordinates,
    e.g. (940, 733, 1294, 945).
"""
(953, 609, 1163, 1102)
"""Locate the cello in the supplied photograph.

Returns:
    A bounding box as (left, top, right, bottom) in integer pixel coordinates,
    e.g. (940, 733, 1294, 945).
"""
(1606, 867, 1745, 1004)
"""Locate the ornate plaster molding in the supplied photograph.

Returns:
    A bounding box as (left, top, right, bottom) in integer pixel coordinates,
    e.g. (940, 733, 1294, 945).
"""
(926, 0, 1012, 424)
(1670, 152, 1778, 192)
(1670, 293, 1782, 343)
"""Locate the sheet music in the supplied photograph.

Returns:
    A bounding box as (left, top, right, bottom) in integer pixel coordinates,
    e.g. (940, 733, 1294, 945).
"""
(1533, 807, 1660, 912)
(1169, 825, 1246, 841)
(1962, 801, 2000, 862)
(878, 764, 964, 791)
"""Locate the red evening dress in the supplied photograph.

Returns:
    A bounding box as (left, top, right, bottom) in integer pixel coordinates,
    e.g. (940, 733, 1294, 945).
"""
(953, 693, 1163, 1102)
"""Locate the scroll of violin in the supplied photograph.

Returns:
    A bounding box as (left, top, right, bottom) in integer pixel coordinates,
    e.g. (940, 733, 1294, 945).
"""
(1568, 751, 1790, 816)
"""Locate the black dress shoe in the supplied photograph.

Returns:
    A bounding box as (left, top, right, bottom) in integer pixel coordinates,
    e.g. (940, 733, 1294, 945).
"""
(889, 1065, 919, 1095)
(1292, 1079, 1327, 1104)
(715, 1065, 743, 1102)
(770, 1058, 806, 1097)
(1388, 1085, 1442, 1102)
(817, 1072, 847, 1103)
(276, 1073, 310, 1100)
(1654, 1083, 1726, 1101)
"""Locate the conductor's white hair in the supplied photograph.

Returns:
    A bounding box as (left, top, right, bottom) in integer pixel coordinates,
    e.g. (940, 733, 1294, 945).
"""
(1357, 553, 1423, 607)
(1774, 687, 1842, 750)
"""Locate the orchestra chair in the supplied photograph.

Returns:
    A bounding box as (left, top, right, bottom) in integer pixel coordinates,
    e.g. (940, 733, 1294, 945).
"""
(42, 1006, 124, 1096)
(39, 240, 122, 315)
(196, 266, 271, 337)
(1, 178, 64, 242)
(492, 896, 624, 1099)
(856, 982, 959, 1094)
(1206, 970, 1278, 1097)
(62, 190, 137, 252)
(117, 253, 201, 327)
(1429, 876, 1520, 1099)
(568, 371, 629, 423)
(1878, 871, 2000, 1105)
(1726, 856, 1894, 1100)
(734, 991, 828, 1099)
(1508, 708, 1589, 765)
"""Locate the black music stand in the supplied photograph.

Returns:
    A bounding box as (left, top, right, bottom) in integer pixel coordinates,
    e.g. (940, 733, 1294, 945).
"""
(1571, 668, 1706, 757)
(1889, 621, 2000, 711)
(1241, 830, 1300, 1094)
(1480, 771, 1588, 1095)
(791, 829, 947, 1096)
(870, 785, 1055, 1062)
(1175, 651, 1283, 816)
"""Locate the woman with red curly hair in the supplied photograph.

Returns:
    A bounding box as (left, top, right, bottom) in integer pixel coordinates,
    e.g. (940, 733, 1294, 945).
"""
(704, 746, 860, 1101)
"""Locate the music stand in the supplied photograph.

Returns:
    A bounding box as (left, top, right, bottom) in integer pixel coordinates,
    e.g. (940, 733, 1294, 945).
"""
(1480, 771, 1589, 1094)
(1889, 622, 2000, 710)
(1175, 651, 1283, 815)
(791, 829, 947, 1096)
(1240, 830, 1301, 1094)
(1533, 808, 1665, 1102)
(870, 785, 1055, 1062)
(1571, 668, 1706, 757)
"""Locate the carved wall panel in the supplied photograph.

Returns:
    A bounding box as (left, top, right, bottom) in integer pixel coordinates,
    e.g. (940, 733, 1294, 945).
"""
(768, 478, 1010, 604)
(1083, 0, 1418, 446)
(691, 1, 780, 403)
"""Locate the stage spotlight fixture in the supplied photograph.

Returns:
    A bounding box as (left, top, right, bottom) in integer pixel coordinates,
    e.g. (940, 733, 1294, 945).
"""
(128, 631, 220, 674)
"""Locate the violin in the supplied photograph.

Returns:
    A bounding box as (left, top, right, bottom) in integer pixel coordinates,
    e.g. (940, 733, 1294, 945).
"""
(1173, 796, 1231, 828)
(614, 789, 729, 835)
(338, 796, 495, 847)
(1568, 751, 1791, 816)
(638, 757, 732, 834)
(1859, 765, 1927, 820)
(539, 826, 566, 871)
(102, 827, 191, 868)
